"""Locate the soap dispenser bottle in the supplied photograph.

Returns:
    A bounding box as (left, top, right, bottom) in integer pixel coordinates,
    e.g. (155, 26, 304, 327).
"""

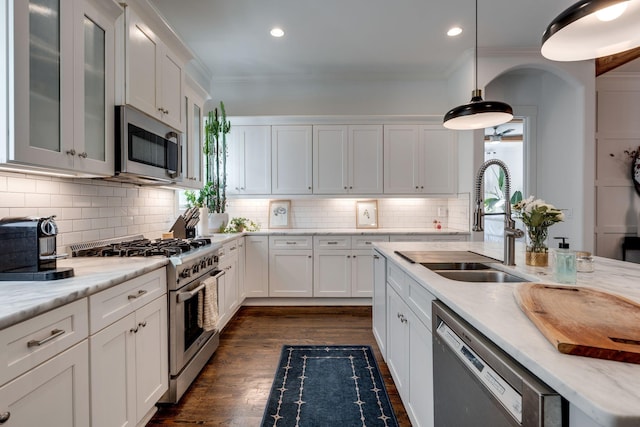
(554, 237, 576, 284)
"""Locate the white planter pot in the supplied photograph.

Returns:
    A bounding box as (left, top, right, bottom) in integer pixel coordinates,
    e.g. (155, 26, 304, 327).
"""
(208, 212, 229, 233)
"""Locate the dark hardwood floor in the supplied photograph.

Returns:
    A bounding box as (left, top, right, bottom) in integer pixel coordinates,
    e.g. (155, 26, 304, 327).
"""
(149, 306, 411, 426)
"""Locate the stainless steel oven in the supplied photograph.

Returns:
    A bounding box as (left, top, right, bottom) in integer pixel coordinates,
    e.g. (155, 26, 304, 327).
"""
(162, 249, 222, 403)
(432, 301, 566, 427)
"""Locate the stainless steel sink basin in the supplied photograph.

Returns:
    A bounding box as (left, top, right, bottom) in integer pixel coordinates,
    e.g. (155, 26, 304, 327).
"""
(434, 270, 529, 283)
(420, 262, 492, 271)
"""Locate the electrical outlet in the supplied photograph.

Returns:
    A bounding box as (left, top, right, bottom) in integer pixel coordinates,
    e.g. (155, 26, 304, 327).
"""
(438, 207, 448, 217)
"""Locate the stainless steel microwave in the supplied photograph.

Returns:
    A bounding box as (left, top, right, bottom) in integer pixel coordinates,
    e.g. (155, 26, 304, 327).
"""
(112, 105, 182, 185)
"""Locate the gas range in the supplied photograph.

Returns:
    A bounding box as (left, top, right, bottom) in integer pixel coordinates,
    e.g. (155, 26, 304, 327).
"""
(70, 235, 220, 290)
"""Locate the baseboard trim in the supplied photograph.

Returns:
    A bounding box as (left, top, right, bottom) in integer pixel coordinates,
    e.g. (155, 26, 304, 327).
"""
(242, 297, 372, 306)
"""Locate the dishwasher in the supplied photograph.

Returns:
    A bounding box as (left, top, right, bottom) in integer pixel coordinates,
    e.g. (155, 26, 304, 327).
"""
(432, 301, 566, 427)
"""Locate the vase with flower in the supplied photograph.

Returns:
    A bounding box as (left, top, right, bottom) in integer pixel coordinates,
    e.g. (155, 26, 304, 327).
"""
(513, 196, 564, 266)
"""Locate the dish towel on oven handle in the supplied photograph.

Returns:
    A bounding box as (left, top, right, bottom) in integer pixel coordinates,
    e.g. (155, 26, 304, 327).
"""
(197, 275, 219, 332)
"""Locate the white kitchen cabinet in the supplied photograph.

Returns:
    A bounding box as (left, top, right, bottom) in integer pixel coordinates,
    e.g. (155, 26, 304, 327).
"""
(244, 235, 270, 298)
(372, 250, 387, 360)
(386, 285, 410, 401)
(383, 125, 457, 194)
(269, 236, 313, 297)
(238, 237, 246, 302)
(313, 125, 383, 194)
(271, 126, 313, 194)
(180, 77, 206, 189)
(124, 7, 184, 131)
(385, 259, 435, 427)
(218, 240, 240, 329)
(89, 269, 168, 427)
(0, 298, 90, 427)
(227, 126, 272, 195)
(313, 235, 387, 298)
(314, 248, 352, 297)
(3, 0, 120, 176)
(0, 341, 90, 427)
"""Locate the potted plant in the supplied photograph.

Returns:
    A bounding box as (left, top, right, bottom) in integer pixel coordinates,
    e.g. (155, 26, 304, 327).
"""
(185, 101, 232, 234)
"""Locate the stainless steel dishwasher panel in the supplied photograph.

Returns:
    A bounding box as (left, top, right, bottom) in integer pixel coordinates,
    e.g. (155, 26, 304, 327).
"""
(432, 301, 565, 427)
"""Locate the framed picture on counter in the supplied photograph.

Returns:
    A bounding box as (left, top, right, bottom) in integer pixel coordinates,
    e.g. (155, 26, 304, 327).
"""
(269, 200, 291, 228)
(356, 200, 378, 229)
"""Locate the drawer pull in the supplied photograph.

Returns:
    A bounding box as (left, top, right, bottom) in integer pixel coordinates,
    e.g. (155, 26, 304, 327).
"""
(130, 326, 139, 334)
(138, 321, 147, 328)
(128, 289, 147, 300)
(327, 241, 339, 245)
(0, 412, 10, 423)
(365, 241, 372, 245)
(230, 246, 236, 251)
(27, 329, 65, 347)
(286, 241, 297, 245)
(373, 255, 380, 259)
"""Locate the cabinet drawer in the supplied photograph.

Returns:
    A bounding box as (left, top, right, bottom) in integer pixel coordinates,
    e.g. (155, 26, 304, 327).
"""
(269, 235, 313, 249)
(0, 298, 88, 386)
(89, 268, 166, 334)
(387, 261, 405, 295)
(406, 277, 436, 332)
(423, 234, 469, 242)
(314, 236, 351, 249)
(352, 235, 389, 249)
(219, 239, 238, 257)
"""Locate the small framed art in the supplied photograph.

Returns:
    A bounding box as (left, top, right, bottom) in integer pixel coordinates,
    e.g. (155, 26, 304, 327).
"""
(269, 200, 291, 229)
(356, 200, 378, 229)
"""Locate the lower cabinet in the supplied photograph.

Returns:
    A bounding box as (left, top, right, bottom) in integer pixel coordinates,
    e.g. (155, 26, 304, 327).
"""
(385, 260, 435, 427)
(89, 268, 168, 427)
(244, 235, 269, 297)
(0, 341, 89, 427)
(372, 250, 387, 360)
(218, 239, 240, 329)
(269, 236, 313, 297)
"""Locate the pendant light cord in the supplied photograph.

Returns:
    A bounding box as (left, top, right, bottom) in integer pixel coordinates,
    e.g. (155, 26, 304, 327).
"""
(474, 0, 478, 91)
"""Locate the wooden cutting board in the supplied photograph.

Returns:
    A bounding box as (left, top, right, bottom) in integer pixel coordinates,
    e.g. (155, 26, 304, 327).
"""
(514, 283, 640, 364)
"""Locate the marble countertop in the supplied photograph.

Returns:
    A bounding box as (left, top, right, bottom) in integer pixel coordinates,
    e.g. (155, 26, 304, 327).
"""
(374, 241, 640, 427)
(206, 227, 469, 236)
(0, 257, 170, 330)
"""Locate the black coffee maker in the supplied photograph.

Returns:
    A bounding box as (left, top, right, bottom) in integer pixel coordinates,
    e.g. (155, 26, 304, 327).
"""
(0, 216, 74, 281)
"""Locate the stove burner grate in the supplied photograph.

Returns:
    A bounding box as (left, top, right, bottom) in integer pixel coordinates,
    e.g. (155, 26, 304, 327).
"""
(71, 235, 212, 258)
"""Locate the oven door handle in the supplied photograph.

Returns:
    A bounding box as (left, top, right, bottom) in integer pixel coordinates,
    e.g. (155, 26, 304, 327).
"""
(176, 270, 224, 303)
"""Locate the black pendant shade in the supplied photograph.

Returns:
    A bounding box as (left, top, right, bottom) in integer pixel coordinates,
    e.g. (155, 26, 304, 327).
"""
(443, 90, 514, 130)
(442, 0, 513, 130)
(541, 0, 640, 61)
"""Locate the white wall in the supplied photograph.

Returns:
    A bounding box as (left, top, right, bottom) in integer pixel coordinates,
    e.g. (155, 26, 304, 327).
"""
(209, 76, 451, 116)
(594, 73, 640, 259)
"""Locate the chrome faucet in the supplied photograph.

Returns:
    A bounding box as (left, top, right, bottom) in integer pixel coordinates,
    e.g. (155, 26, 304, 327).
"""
(473, 159, 524, 266)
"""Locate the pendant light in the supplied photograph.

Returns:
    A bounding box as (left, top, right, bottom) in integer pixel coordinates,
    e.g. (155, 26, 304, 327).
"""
(443, 0, 513, 130)
(541, 0, 640, 61)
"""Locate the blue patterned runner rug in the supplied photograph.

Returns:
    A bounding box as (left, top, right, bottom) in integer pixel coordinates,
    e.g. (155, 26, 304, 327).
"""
(261, 345, 399, 427)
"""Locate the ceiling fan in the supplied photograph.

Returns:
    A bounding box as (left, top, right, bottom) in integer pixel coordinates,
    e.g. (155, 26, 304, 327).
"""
(486, 126, 515, 143)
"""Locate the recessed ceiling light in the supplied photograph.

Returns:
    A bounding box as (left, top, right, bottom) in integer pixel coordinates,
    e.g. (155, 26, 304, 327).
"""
(447, 26, 463, 37)
(270, 27, 284, 37)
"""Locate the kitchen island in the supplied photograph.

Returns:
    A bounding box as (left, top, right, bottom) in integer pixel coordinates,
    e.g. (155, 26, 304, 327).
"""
(374, 241, 640, 427)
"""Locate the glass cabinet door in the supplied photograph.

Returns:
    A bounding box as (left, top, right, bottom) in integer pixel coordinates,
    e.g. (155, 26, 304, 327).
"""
(28, 0, 62, 153)
(83, 15, 106, 162)
(192, 103, 202, 182)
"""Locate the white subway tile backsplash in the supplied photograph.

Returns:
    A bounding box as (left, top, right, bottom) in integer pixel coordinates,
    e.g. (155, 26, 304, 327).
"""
(1, 171, 175, 253)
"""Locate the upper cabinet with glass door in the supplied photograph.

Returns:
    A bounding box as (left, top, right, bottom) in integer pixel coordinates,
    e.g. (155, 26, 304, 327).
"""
(1, 0, 121, 176)
(180, 75, 208, 189)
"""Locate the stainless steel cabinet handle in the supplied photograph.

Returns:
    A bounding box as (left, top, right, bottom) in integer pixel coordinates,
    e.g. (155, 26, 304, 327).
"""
(286, 241, 297, 245)
(327, 241, 338, 245)
(373, 254, 380, 259)
(78, 152, 88, 158)
(27, 329, 65, 347)
(230, 246, 236, 251)
(128, 289, 147, 300)
(138, 321, 147, 328)
(66, 149, 76, 156)
(0, 412, 10, 423)
(130, 326, 139, 333)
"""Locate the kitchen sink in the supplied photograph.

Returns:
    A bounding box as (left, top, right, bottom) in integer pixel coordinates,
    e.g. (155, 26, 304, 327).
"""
(420, 262, 493, 271)
(433, 270, 529, 283)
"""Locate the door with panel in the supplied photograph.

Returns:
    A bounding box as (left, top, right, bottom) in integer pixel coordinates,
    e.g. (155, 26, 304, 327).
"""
(271, 125, 313, 194)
